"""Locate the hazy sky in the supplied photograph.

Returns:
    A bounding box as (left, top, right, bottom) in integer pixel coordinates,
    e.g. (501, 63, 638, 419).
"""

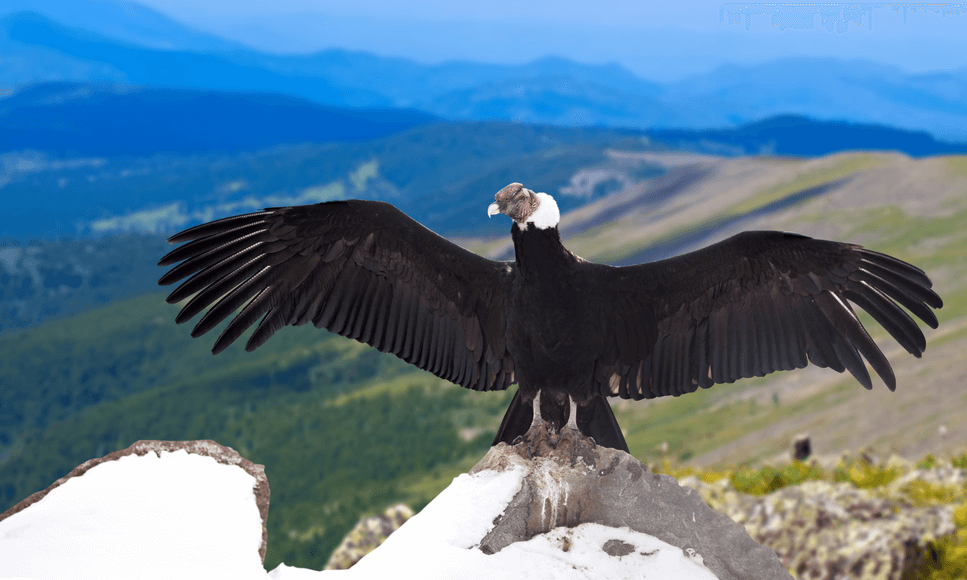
(127, 1, 967, 80)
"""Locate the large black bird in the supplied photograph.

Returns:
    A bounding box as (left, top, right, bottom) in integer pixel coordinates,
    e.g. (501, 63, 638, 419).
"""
(158, 183, 943, 452)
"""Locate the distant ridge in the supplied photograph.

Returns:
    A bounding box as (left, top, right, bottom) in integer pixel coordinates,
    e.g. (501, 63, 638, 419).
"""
(650, 115, 967, 158)
(0, 12, 389, 107)
(2, 83, 963, 158)
(0, 0, 245, 52)
(0, 82, 438, 155)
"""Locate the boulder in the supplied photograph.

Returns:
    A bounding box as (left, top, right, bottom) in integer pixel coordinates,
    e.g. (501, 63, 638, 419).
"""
(468, 424, 793, 580)
(324, 504, 414, 570)
(680, 474, 955, 579)
(313, 424, 792, 579)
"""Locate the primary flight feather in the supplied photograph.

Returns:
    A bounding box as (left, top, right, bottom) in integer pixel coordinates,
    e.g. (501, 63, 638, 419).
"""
(159, 183, 943, 452)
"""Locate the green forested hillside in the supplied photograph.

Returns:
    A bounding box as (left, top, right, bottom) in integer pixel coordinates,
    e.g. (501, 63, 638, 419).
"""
(0, 292, 512, 569)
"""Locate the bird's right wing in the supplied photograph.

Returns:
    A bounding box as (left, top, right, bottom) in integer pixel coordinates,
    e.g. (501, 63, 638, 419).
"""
(158, 200, 517, 392)
(591, 231, 942, 399)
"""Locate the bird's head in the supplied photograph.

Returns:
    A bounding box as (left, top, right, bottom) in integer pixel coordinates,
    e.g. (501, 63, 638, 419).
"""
(487, 183, 560, 230)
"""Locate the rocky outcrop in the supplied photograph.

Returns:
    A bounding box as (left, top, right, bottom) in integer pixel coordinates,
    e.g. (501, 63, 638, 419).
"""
(324, 504, 414, 570)
(680, 465, 958, 579)
(332, 431, 725, 579)
(469, 424, 793, 580)
(7, 433, 957, 579)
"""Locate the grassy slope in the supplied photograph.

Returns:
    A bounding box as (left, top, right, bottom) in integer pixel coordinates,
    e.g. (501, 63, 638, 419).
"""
(555, 152, 967, 469)
(2, 150, 965, 570)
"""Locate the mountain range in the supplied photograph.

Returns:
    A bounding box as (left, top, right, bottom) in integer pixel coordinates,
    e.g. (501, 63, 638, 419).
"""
(7, 81, 967, 160)
(4, 85, 965, 249)
(2, 4, 967, 141)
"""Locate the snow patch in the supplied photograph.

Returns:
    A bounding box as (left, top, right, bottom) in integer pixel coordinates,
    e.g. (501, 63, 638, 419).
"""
(0, 449, 265, 580)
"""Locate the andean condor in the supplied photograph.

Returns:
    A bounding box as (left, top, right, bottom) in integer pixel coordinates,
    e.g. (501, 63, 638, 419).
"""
(158, 183, 943, 453)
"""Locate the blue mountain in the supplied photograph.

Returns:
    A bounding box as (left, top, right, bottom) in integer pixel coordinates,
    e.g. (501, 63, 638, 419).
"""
(2, 6, 966, 142)
(0, 82, 437, 155)
(0, 12, 388, 107)
(651, 115, 967, 158)
(3, 81, 962, 159)
(0, 0, 245, 51)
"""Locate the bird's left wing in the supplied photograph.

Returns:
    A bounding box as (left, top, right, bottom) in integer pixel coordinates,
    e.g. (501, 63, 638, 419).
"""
(591, 231, 943, 399)
(158, 201, 517, 392)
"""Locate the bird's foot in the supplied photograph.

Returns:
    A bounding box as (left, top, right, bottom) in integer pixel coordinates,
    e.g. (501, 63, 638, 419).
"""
(513, 392, 596, 460)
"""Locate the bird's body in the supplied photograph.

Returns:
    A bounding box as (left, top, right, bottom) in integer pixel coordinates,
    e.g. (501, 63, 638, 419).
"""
(159, 183, 943, 453)
(501, 223, 626, 447)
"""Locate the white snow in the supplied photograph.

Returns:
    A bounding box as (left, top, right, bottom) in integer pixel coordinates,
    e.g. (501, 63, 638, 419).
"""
(0, 449, 266, 580)
(1, 449, 719, 580)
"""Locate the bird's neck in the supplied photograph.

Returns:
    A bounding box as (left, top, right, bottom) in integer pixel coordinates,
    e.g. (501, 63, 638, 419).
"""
(512, 224, 575, 281)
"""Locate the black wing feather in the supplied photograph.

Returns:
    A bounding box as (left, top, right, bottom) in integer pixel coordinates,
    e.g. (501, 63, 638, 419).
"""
(598, 231, 942, 398)
(159, 201, 516, 392)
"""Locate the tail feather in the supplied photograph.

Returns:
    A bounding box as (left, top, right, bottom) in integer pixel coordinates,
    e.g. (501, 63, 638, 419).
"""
(492, 389, 529, 447)
(578, 395, 629, 453)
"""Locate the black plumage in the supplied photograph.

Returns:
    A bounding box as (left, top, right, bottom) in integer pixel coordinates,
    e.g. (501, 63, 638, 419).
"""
(158, 183, 943, 453)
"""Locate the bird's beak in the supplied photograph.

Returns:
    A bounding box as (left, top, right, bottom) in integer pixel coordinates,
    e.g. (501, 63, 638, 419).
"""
(487, 202, 501, 218)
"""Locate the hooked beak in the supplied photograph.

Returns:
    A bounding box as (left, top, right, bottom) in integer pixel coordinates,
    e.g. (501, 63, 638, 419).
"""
(487, 202, 501, 218)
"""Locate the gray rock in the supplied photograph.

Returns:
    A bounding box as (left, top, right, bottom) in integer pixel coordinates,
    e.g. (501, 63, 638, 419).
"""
(681, 468, 956, 579)
(324, 504, 415, 570)
(470, 424, 793, 580)
(792, 434, 812, 461)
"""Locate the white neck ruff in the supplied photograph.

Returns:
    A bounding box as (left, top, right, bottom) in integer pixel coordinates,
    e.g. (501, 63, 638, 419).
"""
(519, 192, 560, 230)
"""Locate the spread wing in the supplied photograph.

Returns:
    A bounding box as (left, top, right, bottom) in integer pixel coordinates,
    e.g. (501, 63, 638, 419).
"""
(158, 200, 516, 392)
(594, 231, 943, 399)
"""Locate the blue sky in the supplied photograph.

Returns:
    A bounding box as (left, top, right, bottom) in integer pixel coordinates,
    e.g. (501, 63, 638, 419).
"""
(129, 0, 967, 80)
